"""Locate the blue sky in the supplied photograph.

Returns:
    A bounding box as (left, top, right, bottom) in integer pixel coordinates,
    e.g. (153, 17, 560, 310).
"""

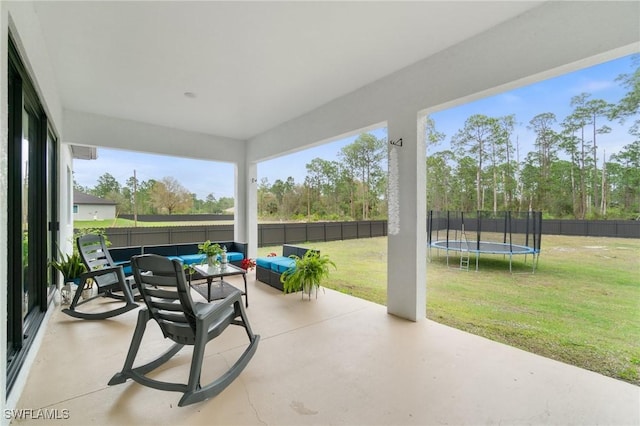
(430, 54, 636, 157)
(74, 53, 637, 200)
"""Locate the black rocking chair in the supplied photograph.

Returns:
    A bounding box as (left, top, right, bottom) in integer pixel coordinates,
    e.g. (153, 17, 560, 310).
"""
(109, 254, 260, 407)
(62, 234, 138, 320)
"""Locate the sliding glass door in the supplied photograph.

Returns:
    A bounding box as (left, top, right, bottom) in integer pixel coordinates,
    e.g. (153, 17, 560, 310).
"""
(7, 36, 58, 394)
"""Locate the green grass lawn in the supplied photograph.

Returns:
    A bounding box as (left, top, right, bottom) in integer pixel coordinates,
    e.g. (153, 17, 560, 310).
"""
(258, 235, 640, 385)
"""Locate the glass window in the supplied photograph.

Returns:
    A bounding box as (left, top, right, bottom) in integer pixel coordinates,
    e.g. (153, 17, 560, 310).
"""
(7, 35, 57, 395)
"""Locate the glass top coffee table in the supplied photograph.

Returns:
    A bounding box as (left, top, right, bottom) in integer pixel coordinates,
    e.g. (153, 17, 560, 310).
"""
(190, 263, 248, 307)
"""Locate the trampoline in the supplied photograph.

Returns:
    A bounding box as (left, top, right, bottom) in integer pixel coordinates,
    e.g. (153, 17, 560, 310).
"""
(428, 211, 542, 272)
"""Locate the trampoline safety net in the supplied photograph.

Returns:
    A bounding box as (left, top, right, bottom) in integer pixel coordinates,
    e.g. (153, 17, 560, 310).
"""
(427, 210, 542, 272)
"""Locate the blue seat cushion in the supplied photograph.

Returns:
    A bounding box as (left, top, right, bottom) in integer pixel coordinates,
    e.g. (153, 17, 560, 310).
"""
(114, 261, 132, 276)
(257, 256, 296, 273)
(269, 257, 296, 273)
(226, 251, 244, 262)
(178, 252, 242, 266)
(256, 257, 274, 269)
(179, 254, 207, 265)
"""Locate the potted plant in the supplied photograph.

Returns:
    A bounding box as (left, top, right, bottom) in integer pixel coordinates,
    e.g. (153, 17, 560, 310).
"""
(280, 250, 335, 300)
(198, 240, 223, 268)
(50, 251, 87, 304)
(241, 258, 256, 271)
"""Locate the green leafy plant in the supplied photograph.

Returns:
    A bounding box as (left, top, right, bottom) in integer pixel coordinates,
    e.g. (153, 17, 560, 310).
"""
(198, 240, 223, 257)
(50, 250, 86, 282)
(198, 240, 224, 266)
(280, 250, 336, 299)
(183, 263, 197, 279)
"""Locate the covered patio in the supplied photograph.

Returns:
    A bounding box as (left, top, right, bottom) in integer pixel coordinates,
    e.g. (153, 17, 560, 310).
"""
(14, 273, 640, 425)
(1, 1, 639, 424)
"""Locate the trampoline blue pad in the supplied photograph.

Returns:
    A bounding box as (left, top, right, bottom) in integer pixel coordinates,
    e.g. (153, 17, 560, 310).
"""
(430, 240, 537, 255)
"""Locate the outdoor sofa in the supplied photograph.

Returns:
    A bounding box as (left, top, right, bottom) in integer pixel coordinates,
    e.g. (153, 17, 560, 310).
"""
(255, 244, 316, 291)
(109, 241, 247, 276)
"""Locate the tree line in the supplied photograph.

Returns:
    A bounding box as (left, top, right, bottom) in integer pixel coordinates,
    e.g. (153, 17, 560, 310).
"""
(75, 174, 234, 216)
(258, 133, 388, 221)
(427, 60, 639, 219)
(76, 132, 388, 221)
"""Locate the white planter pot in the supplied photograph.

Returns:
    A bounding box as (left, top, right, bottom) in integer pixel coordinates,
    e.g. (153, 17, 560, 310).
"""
(81, 286, 94, 300)
(61, 282, 78, 305)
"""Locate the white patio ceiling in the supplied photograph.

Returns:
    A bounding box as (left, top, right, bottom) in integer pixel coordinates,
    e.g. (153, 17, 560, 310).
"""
(33, 1, 545, 142)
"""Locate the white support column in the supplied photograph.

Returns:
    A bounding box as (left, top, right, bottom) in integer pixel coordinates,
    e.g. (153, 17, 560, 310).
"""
(386, 113, 426, 322)
(234, 160, 258, 259)
(246, 162, 258, 259)
(234, 161, 247, 243)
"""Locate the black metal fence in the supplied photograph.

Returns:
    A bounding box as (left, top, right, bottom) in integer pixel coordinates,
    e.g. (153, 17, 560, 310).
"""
(105, 225, 235, 248)
(258, 221, 387, 246)
(104, 220, 388, 248)
(102, 218, 637, 248)
(118, 214, 233, 222)
(428, 215, 638, 240)
(542, 219, 639, 238)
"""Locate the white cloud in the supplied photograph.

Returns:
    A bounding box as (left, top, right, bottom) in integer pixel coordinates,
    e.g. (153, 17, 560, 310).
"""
(498, 93, 522, 104)
(571, 78, 616, 95)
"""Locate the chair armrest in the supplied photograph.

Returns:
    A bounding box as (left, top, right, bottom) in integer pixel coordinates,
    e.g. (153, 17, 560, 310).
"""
(193, 289, 242, 323)
(80, 265, 125, 281)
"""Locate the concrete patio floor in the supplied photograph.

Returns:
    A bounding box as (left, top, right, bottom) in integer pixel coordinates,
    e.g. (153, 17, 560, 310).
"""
(12, 272, 640, 425)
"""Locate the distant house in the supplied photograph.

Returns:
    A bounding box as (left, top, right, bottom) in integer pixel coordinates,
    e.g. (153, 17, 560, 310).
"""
(73, 190, 117, 221)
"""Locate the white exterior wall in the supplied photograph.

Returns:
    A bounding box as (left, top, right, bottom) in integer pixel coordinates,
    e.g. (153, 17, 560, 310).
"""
(74, 204, 116, 221)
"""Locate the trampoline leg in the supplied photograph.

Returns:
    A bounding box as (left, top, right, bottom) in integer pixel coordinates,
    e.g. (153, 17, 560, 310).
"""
(475, 253, 479, 272)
